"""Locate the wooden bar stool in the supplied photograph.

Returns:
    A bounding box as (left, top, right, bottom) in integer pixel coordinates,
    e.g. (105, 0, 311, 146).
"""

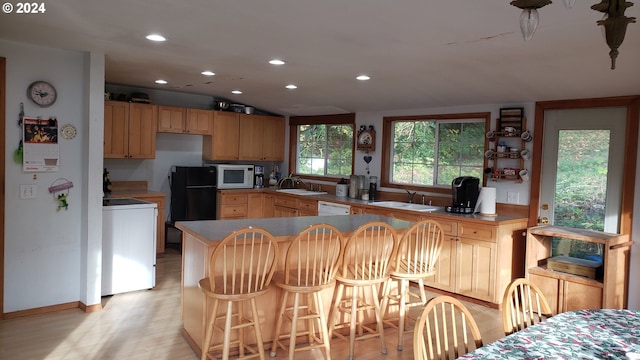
(199, 227, 279, 360)
(327, 221, 398, 360)
(381, 219, 444, 351)
(270, 224, 345, 360)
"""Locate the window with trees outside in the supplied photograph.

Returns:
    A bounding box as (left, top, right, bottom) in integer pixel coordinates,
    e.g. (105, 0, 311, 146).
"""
(290, 113, 355, 178)
(383, 112, 488, 189)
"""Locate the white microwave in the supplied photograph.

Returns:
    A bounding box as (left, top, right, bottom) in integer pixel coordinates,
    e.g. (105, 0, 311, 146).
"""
(209, 164, 255, 189)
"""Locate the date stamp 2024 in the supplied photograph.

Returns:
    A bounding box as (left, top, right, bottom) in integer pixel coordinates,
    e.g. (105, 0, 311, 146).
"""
(2, 2, 47, 14)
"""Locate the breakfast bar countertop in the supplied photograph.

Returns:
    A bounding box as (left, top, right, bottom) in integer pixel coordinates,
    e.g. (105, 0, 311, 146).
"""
(175, 214, 413, 244)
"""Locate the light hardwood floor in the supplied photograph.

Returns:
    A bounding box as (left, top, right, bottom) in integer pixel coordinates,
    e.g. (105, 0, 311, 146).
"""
(0, 248, 505, 359)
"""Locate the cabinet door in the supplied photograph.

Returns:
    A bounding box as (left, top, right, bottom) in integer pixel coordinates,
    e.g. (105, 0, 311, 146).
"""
(158, 106, 186, 133)
(238, 114, 264, 161)
(128, 103, 157, 159)
(528, 273, 561, 314)
(562, 280, 603, 312)
(263, 194, 275, 218)
(247, 193, 263, 219)
(423, 236, 457, 293)
(204, 112, 239, 160)
(455, 237, 497, 302)
(262, 115, 285, 161)
(273, 205, 298, 217)
(186, 109, 213, 135)
(104, 101, 129, 158)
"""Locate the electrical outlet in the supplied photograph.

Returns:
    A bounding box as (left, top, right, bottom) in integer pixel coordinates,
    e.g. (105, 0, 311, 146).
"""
(507, 191, 519, 204)
(20, 184, 37, 199)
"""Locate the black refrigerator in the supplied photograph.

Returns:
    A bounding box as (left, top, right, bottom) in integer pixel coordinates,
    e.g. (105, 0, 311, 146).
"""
(170, 166, 217, 221)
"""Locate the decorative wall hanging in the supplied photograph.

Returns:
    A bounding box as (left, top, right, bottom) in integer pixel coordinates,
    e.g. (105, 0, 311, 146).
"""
(23, 117, 59, 172)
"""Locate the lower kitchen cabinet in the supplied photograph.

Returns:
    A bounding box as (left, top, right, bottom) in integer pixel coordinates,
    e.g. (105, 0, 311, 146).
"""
(247, 193, 263, 219)
(273, 195, 299, 217)
(217, 192, 249, 219)
(423, 217, 527, 305)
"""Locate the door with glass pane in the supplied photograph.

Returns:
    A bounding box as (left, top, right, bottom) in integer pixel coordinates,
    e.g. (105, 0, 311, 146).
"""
(539, 107, 627, 233)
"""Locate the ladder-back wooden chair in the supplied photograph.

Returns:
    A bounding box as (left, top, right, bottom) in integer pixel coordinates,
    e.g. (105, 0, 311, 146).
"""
(199, 227, 279, 360)
(327, 221, 398, 360)
(381, 219, 445, 351)
(502, 277, 553, 336)
(270, 224, 345, 360)
(413, 295, 483, 360)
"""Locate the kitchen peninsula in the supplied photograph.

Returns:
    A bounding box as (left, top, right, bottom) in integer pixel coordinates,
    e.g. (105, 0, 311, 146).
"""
(176, 214, 413, 356)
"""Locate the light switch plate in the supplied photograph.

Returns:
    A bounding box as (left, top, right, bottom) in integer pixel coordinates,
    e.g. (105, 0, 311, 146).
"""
(507, 191, 519, 204)
(20, 184, 37, 199)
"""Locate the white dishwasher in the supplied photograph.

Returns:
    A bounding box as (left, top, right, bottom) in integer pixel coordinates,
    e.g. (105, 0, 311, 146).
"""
(102, 198, 157, 296)
(318, 201, 351, 216)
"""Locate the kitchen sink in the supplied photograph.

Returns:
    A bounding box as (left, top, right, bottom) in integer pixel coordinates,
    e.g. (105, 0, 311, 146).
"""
(275, 189, 328, 195)
(370, 201, 441, 212)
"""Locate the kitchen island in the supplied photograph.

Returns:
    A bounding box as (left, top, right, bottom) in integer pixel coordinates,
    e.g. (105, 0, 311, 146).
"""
(176, 214, 413, 356)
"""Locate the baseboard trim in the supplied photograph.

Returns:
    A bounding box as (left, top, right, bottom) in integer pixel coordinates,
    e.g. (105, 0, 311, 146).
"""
(3, 301, 80, 319)
(79, 302, 103, 313)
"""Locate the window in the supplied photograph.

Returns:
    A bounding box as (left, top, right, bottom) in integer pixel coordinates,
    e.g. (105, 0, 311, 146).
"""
(383, 112, 488, 190)
(289, 113, 355, 178)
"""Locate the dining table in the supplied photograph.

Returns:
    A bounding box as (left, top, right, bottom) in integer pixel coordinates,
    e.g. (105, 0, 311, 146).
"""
(459, 308, 640, 359)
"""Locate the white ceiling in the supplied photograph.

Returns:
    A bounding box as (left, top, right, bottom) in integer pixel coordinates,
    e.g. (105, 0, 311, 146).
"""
(1, 0, 638, 116)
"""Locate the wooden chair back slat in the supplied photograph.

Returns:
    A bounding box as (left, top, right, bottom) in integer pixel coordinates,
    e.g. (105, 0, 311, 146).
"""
(208, 227, 279, 295)
(394, 220, 444, 276)
(341, 221, 397, 282)
(502, 278, 553, 335)
(284, 224, 344, 287)
(414, 295, 483, 360)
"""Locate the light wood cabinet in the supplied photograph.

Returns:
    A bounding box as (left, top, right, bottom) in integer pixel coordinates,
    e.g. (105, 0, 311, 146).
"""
(104, 101, 157, 159)
(202, 112, 285, 161)
(273, 195, 300, 217)
(217, 192, 249, 219)
(298, 199, 318, 216)
(247, 193, 263, 219)
(157, 106, 187, 134)
(158, 106, 213, 135)
(423, 216, 527, 305)
(186, 108, 213, 135)
(203, 112, 240, 161)
(525, 225, 632, 312)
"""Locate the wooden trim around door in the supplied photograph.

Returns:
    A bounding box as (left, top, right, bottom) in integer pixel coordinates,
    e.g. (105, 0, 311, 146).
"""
(529, 95, 640, 235)
(1, 57, 6, 319)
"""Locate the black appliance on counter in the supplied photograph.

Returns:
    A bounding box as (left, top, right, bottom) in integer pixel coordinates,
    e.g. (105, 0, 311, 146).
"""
(170, 166, 217, 221)
(445, 176, 480, 214)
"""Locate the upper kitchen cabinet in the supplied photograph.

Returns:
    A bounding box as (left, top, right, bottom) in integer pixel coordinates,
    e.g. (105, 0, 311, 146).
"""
(158, 107, 213, 135)
(157, 106, 186, 134)
(104, 101, 157, 159)
(203, 111, 241, 160)
(238, 114, 285, 161)
(202, 112, 285, 161)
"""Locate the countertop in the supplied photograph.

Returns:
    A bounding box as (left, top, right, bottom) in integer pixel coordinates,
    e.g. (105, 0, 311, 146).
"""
(175, 214, 413, 244)
(220, 187, 528, 225)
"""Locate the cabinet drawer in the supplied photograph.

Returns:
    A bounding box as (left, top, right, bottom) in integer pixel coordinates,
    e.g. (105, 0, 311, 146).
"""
(220, 204, 247, 218)
(458, 222, 495, 242)
(434, 219, 458, 236)
(274, 196, 298, 208)
(221, 194, 248, 205)
(298, 199, 318, 211)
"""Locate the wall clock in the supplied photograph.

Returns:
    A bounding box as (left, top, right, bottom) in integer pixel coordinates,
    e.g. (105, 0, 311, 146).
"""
(356, 129, 376, 151)
(27, 81, 57, 107)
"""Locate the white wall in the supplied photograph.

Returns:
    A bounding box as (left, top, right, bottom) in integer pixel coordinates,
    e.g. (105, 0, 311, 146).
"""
(2, 40, 103, 312)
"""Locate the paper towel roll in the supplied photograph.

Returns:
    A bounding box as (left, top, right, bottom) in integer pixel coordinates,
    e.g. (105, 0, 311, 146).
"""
(474, 187, 497, 216)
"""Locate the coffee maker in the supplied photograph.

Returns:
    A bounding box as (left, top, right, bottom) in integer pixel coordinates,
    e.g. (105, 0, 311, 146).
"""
(446, 176, 480, 213)
(254, 165, 264, 189)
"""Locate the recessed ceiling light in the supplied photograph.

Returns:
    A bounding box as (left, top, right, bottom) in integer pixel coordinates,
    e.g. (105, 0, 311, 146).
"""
(285, 84, 298, 89)
(269, 59, 286, 65)
(155, 79, 168, 84)
(231, 90, 243, 95)
(201, 71, 215, 76)
(356, 75, 371, 81)
(146, 34, 166, 42)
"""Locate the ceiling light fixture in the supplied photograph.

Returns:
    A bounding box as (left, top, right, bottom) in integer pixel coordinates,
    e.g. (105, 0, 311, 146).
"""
(231, 90, 243, 95)
(146, 34, 166, 42)
(269, 59, 286, 65)
(285, 84, 298, 89)
(201, 71, 215, 76)
(155, 79, 168, 84)
(510, 0, 636, 69)
(356, 75, 371, 81)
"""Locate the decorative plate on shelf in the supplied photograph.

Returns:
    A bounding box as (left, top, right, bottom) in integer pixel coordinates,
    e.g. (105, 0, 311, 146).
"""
(60, 124, 77, 139)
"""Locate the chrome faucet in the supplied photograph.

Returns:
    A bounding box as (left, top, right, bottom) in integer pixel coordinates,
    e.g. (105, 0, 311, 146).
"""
(406, 189, 417, 203)
(422, 194, 425, 205)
